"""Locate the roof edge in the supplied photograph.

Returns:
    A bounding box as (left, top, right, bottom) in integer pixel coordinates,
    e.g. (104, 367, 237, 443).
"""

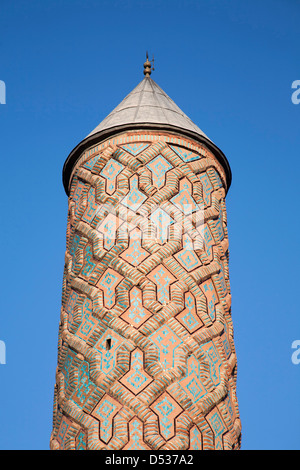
(62, 123, 232, 195)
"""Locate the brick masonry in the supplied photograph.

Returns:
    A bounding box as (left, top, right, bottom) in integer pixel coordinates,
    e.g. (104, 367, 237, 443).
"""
(50, 130, 241, 450)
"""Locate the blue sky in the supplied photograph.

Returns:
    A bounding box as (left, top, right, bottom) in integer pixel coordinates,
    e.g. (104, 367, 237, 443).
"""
(0, 0, 299, 450)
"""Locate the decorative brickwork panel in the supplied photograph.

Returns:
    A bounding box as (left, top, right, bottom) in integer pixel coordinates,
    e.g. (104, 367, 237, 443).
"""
(50, 131, 241, 450)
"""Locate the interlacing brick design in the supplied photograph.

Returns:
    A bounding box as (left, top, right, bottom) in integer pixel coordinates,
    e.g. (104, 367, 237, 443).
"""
(50, 131, 241, 450)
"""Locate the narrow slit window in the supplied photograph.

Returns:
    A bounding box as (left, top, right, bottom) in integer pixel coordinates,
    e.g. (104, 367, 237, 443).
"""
(106, 338, 111, 350)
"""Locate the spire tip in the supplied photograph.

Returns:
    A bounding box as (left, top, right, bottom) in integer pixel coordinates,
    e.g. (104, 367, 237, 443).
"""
(143, 52, 154, 77)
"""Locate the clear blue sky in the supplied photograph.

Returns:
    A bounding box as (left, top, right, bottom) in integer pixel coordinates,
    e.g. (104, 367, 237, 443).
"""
(0, 0, 299, 450)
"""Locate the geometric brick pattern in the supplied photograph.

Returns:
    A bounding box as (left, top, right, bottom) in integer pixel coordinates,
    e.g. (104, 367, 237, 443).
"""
(50, 131, 241, 450)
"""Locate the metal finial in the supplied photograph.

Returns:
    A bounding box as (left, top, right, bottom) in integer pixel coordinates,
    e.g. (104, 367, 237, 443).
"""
(144, 52, 154, 77)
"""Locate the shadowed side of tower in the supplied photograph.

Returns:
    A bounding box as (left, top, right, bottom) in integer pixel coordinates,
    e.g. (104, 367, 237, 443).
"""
(50, 59, 241, 450)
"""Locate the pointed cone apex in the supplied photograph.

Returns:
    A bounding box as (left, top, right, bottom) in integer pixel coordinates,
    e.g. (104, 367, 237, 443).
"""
(63, 75, 231, 195)
(86, 76, 210, 140)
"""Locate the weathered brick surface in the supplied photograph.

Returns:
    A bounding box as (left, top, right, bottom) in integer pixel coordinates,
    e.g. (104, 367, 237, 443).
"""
(50, 131, 241, 450)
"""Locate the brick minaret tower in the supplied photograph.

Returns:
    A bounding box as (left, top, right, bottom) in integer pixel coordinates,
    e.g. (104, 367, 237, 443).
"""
(50, 57, 241, 450)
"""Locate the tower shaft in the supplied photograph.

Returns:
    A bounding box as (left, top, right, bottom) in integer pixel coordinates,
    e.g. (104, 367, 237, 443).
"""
(50, 128, 241, 450)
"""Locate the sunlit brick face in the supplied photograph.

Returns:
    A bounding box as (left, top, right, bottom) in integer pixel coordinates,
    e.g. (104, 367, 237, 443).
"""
(50, 131, 241, 450)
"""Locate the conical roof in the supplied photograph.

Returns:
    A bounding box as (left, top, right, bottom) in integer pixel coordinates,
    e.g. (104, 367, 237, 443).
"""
(86, 76, 210, 141)
(63, 74, 231, 194)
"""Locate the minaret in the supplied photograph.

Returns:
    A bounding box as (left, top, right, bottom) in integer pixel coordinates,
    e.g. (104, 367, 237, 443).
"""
(50, 57, 241, 450)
